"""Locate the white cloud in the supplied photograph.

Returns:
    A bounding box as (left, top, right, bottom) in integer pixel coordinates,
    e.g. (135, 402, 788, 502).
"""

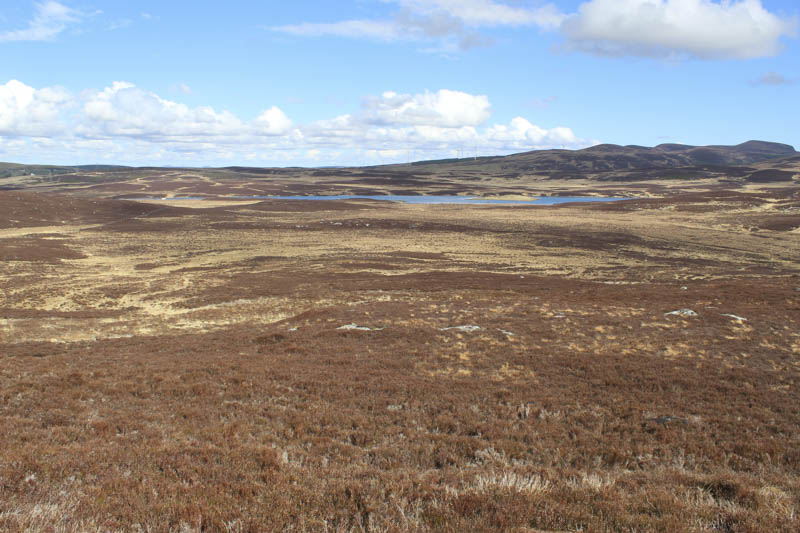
(377, 149, 406, 159)
(254, 106, 293, 135)
(273, 1, 563, 51)
(363, 89, 491, 127)
(299, 89, 587, 156)
(0, 79, 72, 136)
(276, 0, 796, 60)
(275, 19, 406, 41)
(80, 82, 246, 140)
(485, 117, 578, 148)
(0, 1, 79, 42)
(396, 0, 566, 29)
(0, 80, 591, 165)
(408, 124, 479, 144)
(79, 82, 293, 141)
(563, 0, 797, 59)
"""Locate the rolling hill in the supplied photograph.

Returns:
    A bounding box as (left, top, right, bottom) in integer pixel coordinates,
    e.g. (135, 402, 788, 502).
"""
(388, 140, 797, 175)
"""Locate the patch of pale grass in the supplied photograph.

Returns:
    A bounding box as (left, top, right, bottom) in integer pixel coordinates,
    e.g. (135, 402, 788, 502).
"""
(473, 471, 551, 494)
(446, 470, 551, 497)
(1, 494, 104, 533)
(757, 486, 796, 521)
(566, 472, 616, 492)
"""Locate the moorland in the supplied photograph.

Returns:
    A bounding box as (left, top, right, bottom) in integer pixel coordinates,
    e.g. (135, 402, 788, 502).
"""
(1, 141, 799, 532)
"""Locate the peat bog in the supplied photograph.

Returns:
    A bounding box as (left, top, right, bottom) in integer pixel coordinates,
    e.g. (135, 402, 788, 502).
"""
(1, 160, 799, 532)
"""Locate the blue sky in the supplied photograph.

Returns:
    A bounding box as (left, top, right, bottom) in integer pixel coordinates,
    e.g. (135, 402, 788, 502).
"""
(0, 0, 798, 166)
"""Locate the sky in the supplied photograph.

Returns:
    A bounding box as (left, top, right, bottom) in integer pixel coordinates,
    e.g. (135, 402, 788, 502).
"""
(0, 0, 798, 167)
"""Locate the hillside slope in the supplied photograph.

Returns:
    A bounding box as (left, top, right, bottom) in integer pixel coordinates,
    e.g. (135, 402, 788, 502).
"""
(388, 140, 797, 175)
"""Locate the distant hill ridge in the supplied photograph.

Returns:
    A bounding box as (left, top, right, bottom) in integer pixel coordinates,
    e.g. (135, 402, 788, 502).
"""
(399, 140, 797, 174)
(0, 141, 796, 177)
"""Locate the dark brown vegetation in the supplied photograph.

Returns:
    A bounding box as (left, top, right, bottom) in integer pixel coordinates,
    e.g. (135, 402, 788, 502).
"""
(0, 191, 188, 229)
(1, 160, 799, 531)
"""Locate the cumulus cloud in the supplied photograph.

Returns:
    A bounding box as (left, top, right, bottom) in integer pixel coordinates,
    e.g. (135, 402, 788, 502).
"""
(0, 1, 79, 42)
(80, 82, 247, 140)
(0, 79, 72, 136)
(562, 0, 797, 59)
(79, 82, 292, 141)
(0, 80, 590, 165)
(363, 89, 491, 127)
(299, 89, 586, 157)
(254, 106, 293, 135)
(276, 0, 796, 60)
(485, 117, 578, 148)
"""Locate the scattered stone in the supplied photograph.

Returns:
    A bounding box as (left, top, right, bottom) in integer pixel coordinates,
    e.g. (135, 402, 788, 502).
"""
(721, 314, 747, 322)
(664, 309, 698, 317)
(440, 325, 481, 332)
(647, 415, 689, 426)
(337, 323, 384, 331)
(497, 328, 515, 337)
(386, 404, 404, 411)
(288, 327, 299, 332)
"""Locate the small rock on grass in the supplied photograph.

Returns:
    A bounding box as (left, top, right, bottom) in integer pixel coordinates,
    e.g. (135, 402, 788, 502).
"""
(644, 415, 689, 427)
(337, 323, 384, 331)
(440, 325, 481, 332)
(720, 313, 747, 322)
(664, 309, 698, 317)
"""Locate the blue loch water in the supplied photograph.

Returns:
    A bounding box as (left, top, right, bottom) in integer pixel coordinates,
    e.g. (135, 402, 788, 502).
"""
(220, 195, 627, 205)
(135, 195, 627, 205)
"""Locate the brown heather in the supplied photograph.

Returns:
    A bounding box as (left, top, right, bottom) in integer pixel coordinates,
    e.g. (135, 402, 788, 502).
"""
(1, 167, 799, 532)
